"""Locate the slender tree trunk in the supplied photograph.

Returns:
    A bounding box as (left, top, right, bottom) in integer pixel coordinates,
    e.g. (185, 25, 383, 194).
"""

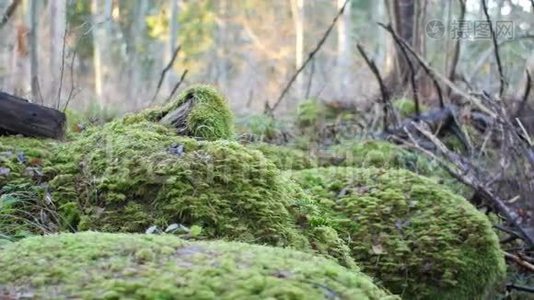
(129, 0, 148, 108)
(166, 0, 180, 93)
(336, 0, 351, 97)
(28, 0, 40, 103)
(49, 0, 66, 104)
(384, 0, 416, 95)
(10, 1, 29, 96)
(290, 0, 304, 100)
(217, 0, 228, 89)
(91, 0, 112, 107)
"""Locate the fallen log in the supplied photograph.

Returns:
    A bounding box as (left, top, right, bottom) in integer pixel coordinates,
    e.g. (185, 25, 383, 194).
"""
(0, 91, 66, 139)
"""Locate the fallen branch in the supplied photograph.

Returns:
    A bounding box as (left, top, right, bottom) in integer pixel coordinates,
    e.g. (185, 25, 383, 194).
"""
(164, 69, 188, 104)
(151, 45, 182, 103)
(356, 44, 391, 131)
(405, 121, 534, 246)
(268, 0, 349, 114)
(505, 252, 534, 272)
(507, 283, 534, 293)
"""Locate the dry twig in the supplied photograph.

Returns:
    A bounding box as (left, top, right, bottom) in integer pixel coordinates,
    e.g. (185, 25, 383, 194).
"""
(268, 0, 350, 114)
(151, 45, 182, 103)
(356, 44, 391, 131)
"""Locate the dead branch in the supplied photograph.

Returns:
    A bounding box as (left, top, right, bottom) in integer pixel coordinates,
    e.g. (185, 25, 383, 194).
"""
(268, 0, 349, 114)
(62, 46, 79, 113)
(507, 283, 534, 293)
(382, 24, 420, 116)
(406, 121, 534, 246)
(0, 0, 21, 30)
(356, 44, 391, 131)
(378, 22, 444, 108)
(56, 20, 70, 110)
(151, 45, 182, 103)
(481, 0, 505, 98)
(305, 59, 315, 99)
(446, 0, 466, 97)
(377, 22, 496, 118)
(164, 69, 189, 104)
(515, 70, 532, 118)
(505, 252, 534, 272)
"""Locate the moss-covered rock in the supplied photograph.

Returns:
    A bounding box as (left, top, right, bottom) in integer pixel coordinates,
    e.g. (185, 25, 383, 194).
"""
(245, 142, 317, 170)
(0, 232, 398, 299)
(327, 140, 471, 196)
(125, 85, 234, 141)
(46, 119, 307, 248)
(0, 136, 58, 238)
(289, 167, 505, 300)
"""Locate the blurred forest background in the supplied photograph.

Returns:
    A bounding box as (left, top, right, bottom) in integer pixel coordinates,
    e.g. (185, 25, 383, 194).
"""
(0, 0, 532, 118)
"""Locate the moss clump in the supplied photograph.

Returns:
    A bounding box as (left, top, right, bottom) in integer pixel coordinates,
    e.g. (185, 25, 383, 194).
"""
(125, 85, 234, 141)
(245, 142, 317, 170)
(297, 99, 338, 127)
(46, 120, 307, 248)
(0, 232, 398, 299)
(327, 140, 470, 196)
(289, 167, 506, 300)
(392, 98, 427, 118)
(0, 136, 58, 239)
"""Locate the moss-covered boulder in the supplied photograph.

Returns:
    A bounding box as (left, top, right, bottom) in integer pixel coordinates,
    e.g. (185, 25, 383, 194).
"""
(125, 85, 234, 141)
(289, 167, 505, 299)
(0, 232, 398, 299)
(245, 142, 317, 170)
(0, 136, 57, 238)
(327, 140, 470, 196)
(46, 120, 307, 248)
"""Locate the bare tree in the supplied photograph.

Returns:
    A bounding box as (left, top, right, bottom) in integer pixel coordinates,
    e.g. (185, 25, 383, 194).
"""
(49, 0, 66, 103)
(166, 0, 180, 92)
(290, 0, 304, 100)
(336, 0, 351, 97)
(91, 0, 112, 107)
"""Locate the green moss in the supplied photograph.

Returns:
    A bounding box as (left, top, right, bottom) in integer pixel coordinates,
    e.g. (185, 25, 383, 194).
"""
(235, 114, 287, 142)
(289, 167, 506, 300)
(245, 142, 317, 170)
(46, 120, 307, 248)
(0, 232, 398, 299)
(125, 85, 234, 141)
(392, 98, 427, 118)
(328, 140, 471, 197)
(0, 136, 58, 238)
(297, 99, 336, 127)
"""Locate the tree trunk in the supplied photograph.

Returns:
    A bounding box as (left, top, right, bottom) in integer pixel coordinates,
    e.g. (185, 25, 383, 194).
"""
(290, 0, 304, 100)
(166, 0, 180, 93)
(129, 0, 148, 108)
(216, 0, 228, 89)
(48, 0, 66, 106)
(28, 0, 40, 103)
(336, 0, 351, 97)
(91, 0, 112, 107)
